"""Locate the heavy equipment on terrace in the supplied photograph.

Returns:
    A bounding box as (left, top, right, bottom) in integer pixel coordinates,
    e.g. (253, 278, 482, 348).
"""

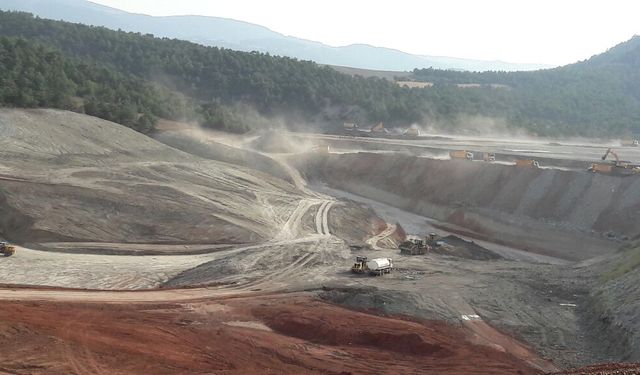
(472, 152, 496, 162)
(399, 233, 444, 255)
(351, 256, 393, 276)
(0, 242, 15, 256)
(515, 159, 540, 168)
(589, 148, 640, 176)
(621, 139, 639, 147)
(399, 238, 430, 255)
(450, 150, 474, 160)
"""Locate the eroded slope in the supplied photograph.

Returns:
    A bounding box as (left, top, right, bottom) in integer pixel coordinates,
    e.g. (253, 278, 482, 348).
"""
(0, 109, 300, 249)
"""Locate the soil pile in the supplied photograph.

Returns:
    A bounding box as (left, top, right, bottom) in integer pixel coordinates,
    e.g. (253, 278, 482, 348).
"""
(435, 235, 503, 260)
(0, 293, 544, 374)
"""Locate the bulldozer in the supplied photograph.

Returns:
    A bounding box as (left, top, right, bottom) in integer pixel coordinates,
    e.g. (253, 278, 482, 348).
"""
(589, 148, 640, 176)
(399, 233, 444, 255)
(0, 242, 15, 257)
(399, 238, 430, 255)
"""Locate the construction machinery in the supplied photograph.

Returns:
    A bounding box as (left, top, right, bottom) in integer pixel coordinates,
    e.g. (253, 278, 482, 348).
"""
(399, 233, 445, 255)
(351, 256, 369, 274)
(343, 122, 359, 131)
(403, 127, 420, 137)
(515, 159, 540, 168)
(351, 256, 393, 276)
(472, 152, 496, 162)
(484, 153, 496, 162)
(621, 139, 639, 147)
(311, 145, 330, 154)
(367, 258, 393, 276)
(399, 238, 430, 255)
(0, 242, 15, 256)
(370, 122, 387, 134)
(450, 150, 474, 160)
(426, 233, 444, 247)
(589, 148, 640, 176)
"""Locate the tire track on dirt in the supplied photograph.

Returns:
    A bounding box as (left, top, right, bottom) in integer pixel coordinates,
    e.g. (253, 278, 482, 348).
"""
(201, 199, 334, 293)
(365, 223, 397, 250)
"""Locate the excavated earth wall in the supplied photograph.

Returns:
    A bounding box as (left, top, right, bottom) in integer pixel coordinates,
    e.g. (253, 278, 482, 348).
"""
(296, 152, 638, 260)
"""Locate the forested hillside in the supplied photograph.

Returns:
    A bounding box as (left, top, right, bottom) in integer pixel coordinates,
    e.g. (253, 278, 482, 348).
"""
(0, 37, 197, 133)
(0, 11, 429, 133)
(0, 11, 638, 137)
(410, 36, 640, 136)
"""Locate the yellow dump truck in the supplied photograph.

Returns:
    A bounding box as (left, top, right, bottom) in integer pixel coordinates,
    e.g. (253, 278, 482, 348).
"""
(515, 159, 540, 168)
(589, 163, 614, 174)
(449, 150, 473, 160)
(0, 242, 15, 256)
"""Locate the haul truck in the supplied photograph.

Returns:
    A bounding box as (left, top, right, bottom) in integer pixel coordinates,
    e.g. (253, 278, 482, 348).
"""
(351, 256, 393, 276)
(449, 150, 473, 160)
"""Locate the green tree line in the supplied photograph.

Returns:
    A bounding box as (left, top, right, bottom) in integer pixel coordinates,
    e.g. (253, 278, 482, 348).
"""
(0, 10, 638, 136)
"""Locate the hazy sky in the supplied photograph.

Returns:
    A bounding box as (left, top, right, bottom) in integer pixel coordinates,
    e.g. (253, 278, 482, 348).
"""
(90, 0, 640, 65)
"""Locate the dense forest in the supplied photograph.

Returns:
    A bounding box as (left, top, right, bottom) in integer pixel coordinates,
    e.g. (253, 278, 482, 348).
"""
(0, 11, 638, 136)
(410, 36, 640, 136)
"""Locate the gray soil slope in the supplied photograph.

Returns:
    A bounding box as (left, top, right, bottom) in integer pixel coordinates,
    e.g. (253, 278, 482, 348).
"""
(155, 131, 293, 183)
(577, 244, 640, 362)
(296, 152, 635, 260)
(0, 109, 301, 249)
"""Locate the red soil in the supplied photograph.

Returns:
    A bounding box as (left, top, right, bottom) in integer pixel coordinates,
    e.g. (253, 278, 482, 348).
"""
(0, 293, 544, 374)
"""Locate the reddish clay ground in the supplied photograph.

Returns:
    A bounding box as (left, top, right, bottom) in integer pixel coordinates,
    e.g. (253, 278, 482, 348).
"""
(0, 293, 545, 374)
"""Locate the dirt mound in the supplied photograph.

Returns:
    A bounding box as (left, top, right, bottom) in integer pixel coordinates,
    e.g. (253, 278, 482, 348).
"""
(0, 293, 543, 374)
(256, 304, 449, 356)
(0, 109, 300, 250)
(296, 152, 628, 260)
(436, 235, 503, 260)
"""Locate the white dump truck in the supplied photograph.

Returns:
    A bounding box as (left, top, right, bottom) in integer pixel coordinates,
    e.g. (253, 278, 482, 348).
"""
(367, 258, 393, 276)
(351, 256, 394, 276)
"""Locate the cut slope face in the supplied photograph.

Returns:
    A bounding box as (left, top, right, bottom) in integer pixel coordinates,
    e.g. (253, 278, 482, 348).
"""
(0, 109, 300, 249)
(297, 152, 635, 260)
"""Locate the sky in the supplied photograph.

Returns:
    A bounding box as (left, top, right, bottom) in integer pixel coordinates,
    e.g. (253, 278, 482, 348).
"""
(90, 0, 640, 65)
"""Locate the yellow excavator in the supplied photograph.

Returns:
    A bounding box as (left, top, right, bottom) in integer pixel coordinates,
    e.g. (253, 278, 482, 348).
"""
(0, 242, 15, 256)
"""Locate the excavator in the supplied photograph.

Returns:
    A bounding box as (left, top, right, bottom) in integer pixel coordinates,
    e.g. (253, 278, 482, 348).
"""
(0, 242, 15, 256)
(589, 148, 640, 176)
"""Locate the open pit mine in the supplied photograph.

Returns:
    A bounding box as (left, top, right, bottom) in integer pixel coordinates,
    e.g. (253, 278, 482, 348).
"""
(1, 108, 639, 374)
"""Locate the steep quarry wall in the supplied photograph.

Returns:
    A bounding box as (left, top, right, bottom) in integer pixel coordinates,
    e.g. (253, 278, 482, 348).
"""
(296, 152, 638, 260)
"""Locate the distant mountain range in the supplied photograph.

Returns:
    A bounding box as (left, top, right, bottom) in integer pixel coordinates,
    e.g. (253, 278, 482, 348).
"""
(0, 0, 553, 72)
